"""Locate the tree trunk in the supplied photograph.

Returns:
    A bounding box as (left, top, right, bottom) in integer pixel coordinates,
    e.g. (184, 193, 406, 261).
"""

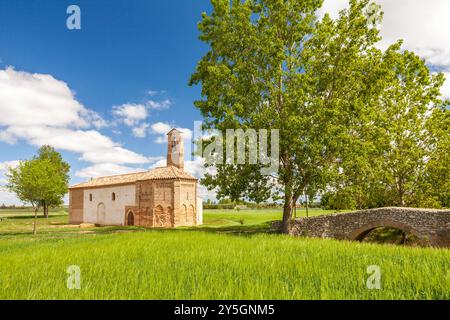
(305, 194, 309, 218)
(33, 208, 38, 235)
(397, 178, 405, 207)
(43, 201, 49, 218)
(398, 192, 405, 207)
(281, 195, 293, 234)
(401, 231, 407, 245)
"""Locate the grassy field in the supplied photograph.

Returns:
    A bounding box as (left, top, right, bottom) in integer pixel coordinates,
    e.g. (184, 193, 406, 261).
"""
(0, 208, 449, 300)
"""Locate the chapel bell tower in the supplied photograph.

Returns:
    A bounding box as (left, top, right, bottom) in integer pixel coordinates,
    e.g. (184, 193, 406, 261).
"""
(167, 128, 184, 170)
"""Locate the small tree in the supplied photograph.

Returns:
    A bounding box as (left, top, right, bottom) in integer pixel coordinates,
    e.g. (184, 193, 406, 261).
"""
(35, 146, 70, 217)
(7, 159, 64, 234)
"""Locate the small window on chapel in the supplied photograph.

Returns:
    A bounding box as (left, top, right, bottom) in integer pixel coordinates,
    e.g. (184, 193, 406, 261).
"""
(172, 136, 177, 148)
(112, 192, 116, 201)
(186, 192, 189, 200)
(89, 194, 93, 202)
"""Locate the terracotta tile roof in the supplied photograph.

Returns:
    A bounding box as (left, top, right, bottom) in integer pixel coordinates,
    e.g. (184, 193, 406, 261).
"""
(70, 166, 197, 189)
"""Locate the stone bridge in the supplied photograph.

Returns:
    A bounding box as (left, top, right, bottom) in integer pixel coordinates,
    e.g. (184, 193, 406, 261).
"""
(289, 207, 450, 247)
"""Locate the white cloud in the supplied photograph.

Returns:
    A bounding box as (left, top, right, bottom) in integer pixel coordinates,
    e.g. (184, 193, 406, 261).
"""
(82, 109, 108, 129)
(154, 136, 167, 144)
(318, 0, 348, 19)
(178, 128, 193, 141)
(151, 122, 172, 135)
(147, 90, 159, 96)
(0, 67, 150, 165)
(150, 122, 193, 144)
(112, 103, 148, 126)
(132, 123, 150, 138)
(440, 72, 450, 99)
(75, 155, 165, 179)
(320, 0, 450, 96)
(320, 0, 450, 63)
(375, 1, 450, 66)
(0, 160, 20, 188)
(197, 184, 217, 201)
(1, 126, 149, 165)
(147, 99, 172, 110)
(112, 96, 172, 136)
(0, 187, 22, 205)
(184, 157, 207, 179)
(0, 67, 104, 129)
(75, 163, 145, 179)
(0, 160, 20, 172)
(0, 160, 22, 205)
(149, 158, 167, 169)
(0, 130, 16, 144)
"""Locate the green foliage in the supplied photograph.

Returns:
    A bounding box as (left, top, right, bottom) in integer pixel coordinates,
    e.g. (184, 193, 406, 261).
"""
(191, 0, 384, 231)
(7, 159, 57, 208)
(6, 146, 70, 232)
(35, 146, 70, 216)
(191, 0, 449, 222)
(326, 49, 448, 209)
(418, 107, 450, 208)
(6, 146, 69, 212)
(321, 190, 357, 211)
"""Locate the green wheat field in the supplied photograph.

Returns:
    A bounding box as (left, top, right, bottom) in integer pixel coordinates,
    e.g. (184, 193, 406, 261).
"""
(0, 208, 449, 300)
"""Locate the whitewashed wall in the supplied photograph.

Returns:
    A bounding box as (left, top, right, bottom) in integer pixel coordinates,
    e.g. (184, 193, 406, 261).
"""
(196, 197, 203, 225)
(83, 184, 136, 226)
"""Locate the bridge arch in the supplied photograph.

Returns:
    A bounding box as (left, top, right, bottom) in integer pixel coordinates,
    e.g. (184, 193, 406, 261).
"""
(349, 219, 427, 243)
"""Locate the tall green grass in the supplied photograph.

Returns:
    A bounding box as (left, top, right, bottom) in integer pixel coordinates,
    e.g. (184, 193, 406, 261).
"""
(0, 209, 448, 300)
(0, 230, 448, 300)
(200, 208, 338, 229)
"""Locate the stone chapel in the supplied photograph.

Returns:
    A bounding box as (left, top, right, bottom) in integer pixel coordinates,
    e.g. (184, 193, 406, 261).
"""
(68, 129, 201, 227)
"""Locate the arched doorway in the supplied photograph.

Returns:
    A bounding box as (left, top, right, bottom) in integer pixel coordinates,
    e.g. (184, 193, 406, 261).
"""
(97, 203, 106, 225)
(127, 211, 135, 226)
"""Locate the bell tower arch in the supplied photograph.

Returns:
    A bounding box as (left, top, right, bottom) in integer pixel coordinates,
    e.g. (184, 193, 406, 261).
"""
(167, 128, 184, 169)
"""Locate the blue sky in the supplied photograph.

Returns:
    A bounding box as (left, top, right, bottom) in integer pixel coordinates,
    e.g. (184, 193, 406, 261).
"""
(0, 0, 449, 205)
(0, 0, 213, 204)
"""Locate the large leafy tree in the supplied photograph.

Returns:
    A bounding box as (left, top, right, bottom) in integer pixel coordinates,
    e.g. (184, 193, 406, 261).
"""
(325, 47, 447, 209)
(376, 50, 445, 207)
(191, 0, 448, 231)
(191, 0, 387, 232)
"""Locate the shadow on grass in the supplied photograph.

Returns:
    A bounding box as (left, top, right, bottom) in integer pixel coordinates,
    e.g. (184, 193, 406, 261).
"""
(0, 214, 281, 240)
(176, 221, 281, 237)
(0, 214, 67, 220)
(78, 222, 280, 238)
